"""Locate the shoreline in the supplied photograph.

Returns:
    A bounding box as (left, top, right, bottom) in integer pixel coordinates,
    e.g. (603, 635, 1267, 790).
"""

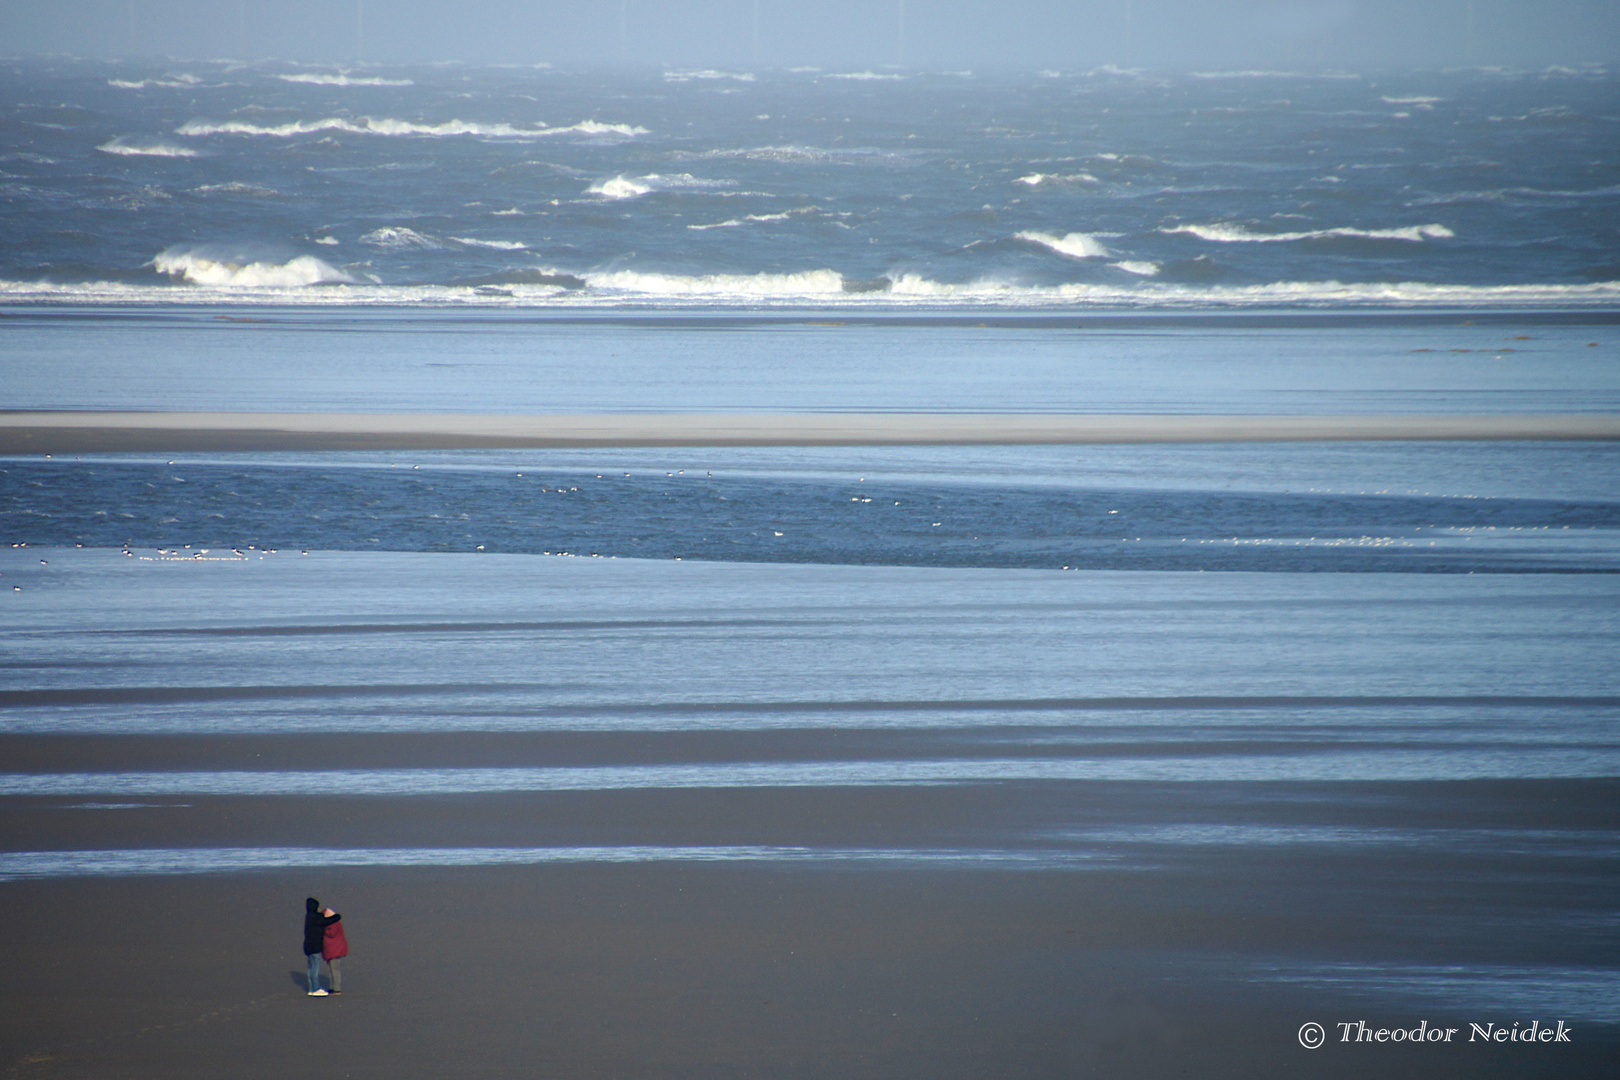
(5, 411, 1620, 454)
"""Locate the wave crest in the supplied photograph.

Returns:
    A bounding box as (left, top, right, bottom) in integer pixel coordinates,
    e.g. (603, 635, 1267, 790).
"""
(587, 173, 735, 200)
(663, 70, 756, 82)
(359, 227, 444, 250)
(97, 137, 197, 158)
(277, 73, 415, 87)
(1014, 231, 1111, 259)
(1163, 222, 1454, 243)
(6, 275, 1619, 309)
(1016, 172, 1100, 186)
(176, 117, 648, 139)
(151, 246, 355, 287)
(583, 268, 847, 297)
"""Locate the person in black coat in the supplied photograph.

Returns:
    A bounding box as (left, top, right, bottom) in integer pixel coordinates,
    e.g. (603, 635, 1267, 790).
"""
(304, 897, 341, 996)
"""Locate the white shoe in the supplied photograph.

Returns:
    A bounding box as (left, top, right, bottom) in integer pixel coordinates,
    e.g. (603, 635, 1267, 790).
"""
(308, 989, 329, 996)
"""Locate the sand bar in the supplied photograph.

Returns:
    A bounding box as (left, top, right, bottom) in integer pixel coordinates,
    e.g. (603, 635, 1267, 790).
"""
(3, 411, 1620, 453)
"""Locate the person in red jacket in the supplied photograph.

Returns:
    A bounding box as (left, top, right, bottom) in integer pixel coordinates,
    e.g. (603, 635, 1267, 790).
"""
(322, 909, 350, 995)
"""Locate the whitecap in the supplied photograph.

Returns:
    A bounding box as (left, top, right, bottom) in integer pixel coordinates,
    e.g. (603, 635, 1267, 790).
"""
(588, 175, 652, 200)
(358, 226, 445, 249)
(1014, 230, 1111, 259)
(827, 71, 906, 80)
(1162, 222, 1454, 243)
(587, 173, 735, 200)
(687, 208, 811, 230)
(449, 237, 529, 250)
(97, 137, 198, 158)
(1016, 172, 1100, 186)
(194, 182, 281, 197)
(1381, 95, 1442, 104)
(176, 117, 648, 139)
(150, 246, 354, 287)
(277, 73, 414, 87)
(108, 74, 202, 90)
(1111, 261, 1160, 276)
(1191, 70, 1360, 80)
(664, 70, 756, 82)
(583, 268, 847, 298)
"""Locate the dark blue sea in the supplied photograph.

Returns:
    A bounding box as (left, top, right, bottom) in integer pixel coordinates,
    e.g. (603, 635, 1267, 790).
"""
(1, 59, 1617, 305)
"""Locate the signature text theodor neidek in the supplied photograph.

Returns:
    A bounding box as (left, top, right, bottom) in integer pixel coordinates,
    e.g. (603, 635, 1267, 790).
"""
(1334, 1020, 1572, 1044)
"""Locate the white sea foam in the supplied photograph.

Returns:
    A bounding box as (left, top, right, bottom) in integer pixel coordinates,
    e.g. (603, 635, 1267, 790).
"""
(97, 137, 198, 158)
(277, 73, 415, 87)
(150, 246, 355, 287)
(6, 275, 1618, 310)
(687, 209, 811, 230)
(358, 226, 445, 249)
(314, 236, 340, 245)
(588, 175, 652, 199)
(1163, 222, 1455, 243)
(194, 182, 281, 197)
(450, 236, 528, 250)
(827, 71, 905, 80)
(1014, 231, 1111, 259)
(176, 117, 648, 139)
(1192, 70, 1360, 80)
(1016, 172, 1100, 186)
(675, 144, 903, 166)
(108, 74, 202, 89)
(664, 70, 756, 82)
(583, 268, 847, 297)
(1381, 95, 1441, 104)
(587, 173, 735, 200)
(1111, 261, 1160, 276)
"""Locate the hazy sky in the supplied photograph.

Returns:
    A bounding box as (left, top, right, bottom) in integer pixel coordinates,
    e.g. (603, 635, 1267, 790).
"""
(5, 0, 1618, 69)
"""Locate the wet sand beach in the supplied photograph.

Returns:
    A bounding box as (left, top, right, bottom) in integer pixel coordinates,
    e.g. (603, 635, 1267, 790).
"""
(3, 832, 1614, 1079)
(2, 549, 1617, 1077)
(4, 410, 1620, 455)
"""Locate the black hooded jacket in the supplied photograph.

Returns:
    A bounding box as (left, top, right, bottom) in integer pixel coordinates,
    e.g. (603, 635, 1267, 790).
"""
(304, 897, 341, 955)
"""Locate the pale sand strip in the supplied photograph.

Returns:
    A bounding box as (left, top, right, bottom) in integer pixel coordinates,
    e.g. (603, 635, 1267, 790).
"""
(2, 411, 1619, 453)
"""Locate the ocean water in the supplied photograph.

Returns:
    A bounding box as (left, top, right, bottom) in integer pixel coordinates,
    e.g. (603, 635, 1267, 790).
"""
(2, 59, 1619, 1031)
(1, 59, 1617, 307)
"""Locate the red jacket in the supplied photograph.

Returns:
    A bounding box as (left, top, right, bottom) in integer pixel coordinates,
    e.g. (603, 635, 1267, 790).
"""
(322, 918, 349, 961)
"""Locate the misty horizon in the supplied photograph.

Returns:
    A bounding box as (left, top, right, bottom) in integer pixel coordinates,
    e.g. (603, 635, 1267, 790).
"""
(5, 0, 1619, 71)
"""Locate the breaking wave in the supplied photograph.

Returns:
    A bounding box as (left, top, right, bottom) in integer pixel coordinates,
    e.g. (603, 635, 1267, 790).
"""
(1016, 172, 1100, 186)
(108, 74, 202, 89)
(687, 209, 813, 231)
(1014, 231, 1111, 259)
(664, 70, 756, 82)
(276, 73, 415, 87)
(176, 117, 648, 139)
(359, 227, 445, 249)
(827, 72, 906, 81)
(449, 237, 528, 250)
(150, 245, 355, 287)
(97, 137, 198, 158)
(4, 274, 1618, 310)
(582, 268, 847, 297)
(586, 173, 736, 200)
(1163, 222, 1455, 243)
(194, 182, 281, 197)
